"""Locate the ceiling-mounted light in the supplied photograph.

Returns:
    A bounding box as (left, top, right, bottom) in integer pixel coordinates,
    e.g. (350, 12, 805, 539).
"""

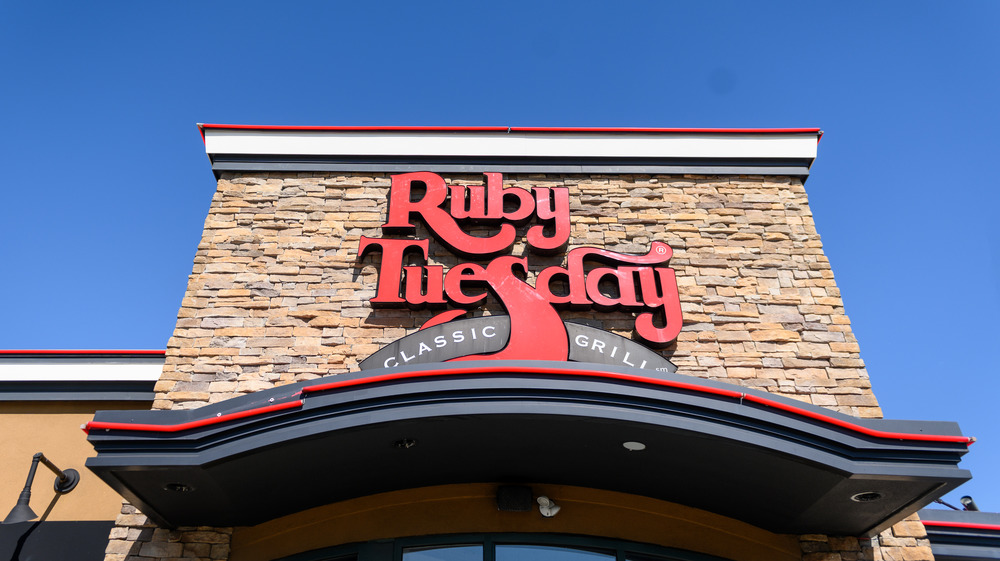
(623, 441, 646, 451)
(850, 492, 882, 503)
(537, 496, 561, 518)
(393, 438, 417, 449)
(3, 452, 80, 524)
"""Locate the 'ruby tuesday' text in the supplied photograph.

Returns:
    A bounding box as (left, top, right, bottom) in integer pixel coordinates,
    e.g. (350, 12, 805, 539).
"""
(358, 172, 683, 345)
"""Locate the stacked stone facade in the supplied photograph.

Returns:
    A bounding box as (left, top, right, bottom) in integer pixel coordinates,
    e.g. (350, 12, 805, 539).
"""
(106, 171, 931, 560)
(159, 172, 878, 414)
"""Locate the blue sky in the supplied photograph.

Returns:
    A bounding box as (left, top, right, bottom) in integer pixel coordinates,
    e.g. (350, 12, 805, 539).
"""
(2, 2, 998, 512)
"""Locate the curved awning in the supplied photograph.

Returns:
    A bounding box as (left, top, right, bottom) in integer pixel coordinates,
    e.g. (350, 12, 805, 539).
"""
(86, 361, 971, 535)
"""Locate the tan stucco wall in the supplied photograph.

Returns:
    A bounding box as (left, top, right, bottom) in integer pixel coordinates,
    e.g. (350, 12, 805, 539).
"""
(0, 401, 150, 521)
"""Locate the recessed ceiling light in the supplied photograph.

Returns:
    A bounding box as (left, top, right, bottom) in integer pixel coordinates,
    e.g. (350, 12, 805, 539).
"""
(394, 438, 417, 449)
(622, 441, 646, 451)
(850, 492, 882, 503)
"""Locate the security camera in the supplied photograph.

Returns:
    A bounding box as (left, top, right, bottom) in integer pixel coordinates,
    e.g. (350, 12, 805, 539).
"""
(537, 496, 561, 518)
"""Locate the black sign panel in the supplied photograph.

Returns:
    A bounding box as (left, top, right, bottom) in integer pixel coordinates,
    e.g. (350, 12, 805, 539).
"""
(565, 322, 676, 373)
(360, 316, 510, 370)
(360, 317, 675, 373)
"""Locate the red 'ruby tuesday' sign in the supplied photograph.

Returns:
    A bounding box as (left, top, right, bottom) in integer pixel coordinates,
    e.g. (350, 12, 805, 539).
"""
(357, 172, 683, 366)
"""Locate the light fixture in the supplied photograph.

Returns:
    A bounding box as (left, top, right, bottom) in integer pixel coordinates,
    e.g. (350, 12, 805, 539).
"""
(960, 495, 980, 511)
(537, 495, 561, 518)
(622, 441, 646, 451)
(3, 452, 80, 524)
(850, 492, 882, 503)
(393, 438, 417, 449)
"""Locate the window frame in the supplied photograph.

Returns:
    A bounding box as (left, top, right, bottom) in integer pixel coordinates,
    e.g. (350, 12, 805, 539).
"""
(277, 533, 732, 561)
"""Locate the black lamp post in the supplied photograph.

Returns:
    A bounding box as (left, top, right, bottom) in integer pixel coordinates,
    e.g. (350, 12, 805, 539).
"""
(2, 453, 80, 524)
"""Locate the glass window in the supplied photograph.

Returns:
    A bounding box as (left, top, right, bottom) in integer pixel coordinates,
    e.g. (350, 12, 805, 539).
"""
(626, 553, 682, 561)
(402, 545, 484, 561)
(496, 544, 615, 561)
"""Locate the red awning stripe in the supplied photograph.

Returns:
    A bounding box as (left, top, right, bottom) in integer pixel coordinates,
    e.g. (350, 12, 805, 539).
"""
(82, 365, 972, 445)
(84, 399, 302, 434)
(300, 365, 972, 445)
(921, 520, 1000, 531)
(737, 392, 973, 445)
(300, 364, 743, 396)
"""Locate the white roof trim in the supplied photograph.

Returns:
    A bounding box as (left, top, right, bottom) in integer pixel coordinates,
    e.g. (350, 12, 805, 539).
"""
(203, 130, 820, 161)
(0, 361, 163, 382)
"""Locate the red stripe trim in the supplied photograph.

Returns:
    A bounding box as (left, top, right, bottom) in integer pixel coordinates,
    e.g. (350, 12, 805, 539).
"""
(512, 127, 822, 134)
(199, 124, 822, 135)
(738, 393, 971, 444)
(922, 520, 1000, 531)
(300, 365, 744, 398)
(82, 365, 972, 445)
(300, 366, 972, 445)
(83, 399, 302, 434)
(0, 350, 165, 356)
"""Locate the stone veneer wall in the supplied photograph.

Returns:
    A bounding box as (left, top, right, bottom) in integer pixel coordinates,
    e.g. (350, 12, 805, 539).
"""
(104, 172, 933, 561)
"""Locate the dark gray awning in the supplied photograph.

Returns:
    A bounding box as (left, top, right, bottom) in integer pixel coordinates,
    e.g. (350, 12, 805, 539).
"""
(918, 510, 1000, 561)
(87, 361, 970, 535)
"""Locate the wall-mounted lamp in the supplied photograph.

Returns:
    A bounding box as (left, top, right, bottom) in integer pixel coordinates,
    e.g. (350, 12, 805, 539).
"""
(2, 453, 80, 524)
(960, 495, 980, 511)
(537, 495, 561, 518)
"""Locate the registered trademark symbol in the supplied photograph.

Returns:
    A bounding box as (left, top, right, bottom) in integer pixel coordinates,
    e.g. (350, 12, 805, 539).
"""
(655, 245, 666, 255)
